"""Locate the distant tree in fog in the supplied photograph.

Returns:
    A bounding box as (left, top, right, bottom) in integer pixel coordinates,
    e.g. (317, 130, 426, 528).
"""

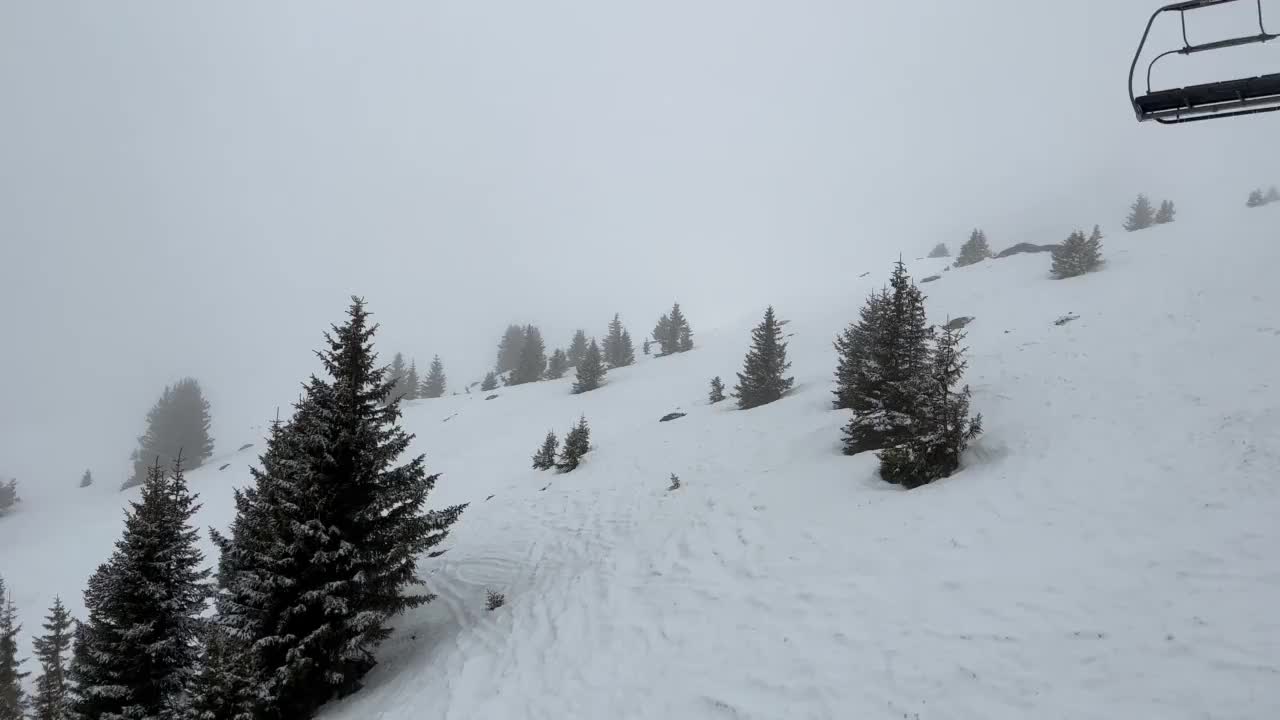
(123, 378, 213, 490)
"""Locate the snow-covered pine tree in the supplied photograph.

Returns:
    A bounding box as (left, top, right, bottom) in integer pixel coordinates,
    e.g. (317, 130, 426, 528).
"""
(188, 626, 250, 720)
(79, 470, 93, 488)
(652, 314, 672, 355)
(1051, 225, 1104, 279)
(833, 287, 887, 411)
(567, 330, 588, 367)
(1266, 186, 1280, 204)
(511, 325, 547, 385)
(733, 306, 794, 410)
(496, 324, 527, 375)
(557, 417, 591, 472)
(671, 303, 693, 352)
(387, 352, 410, 403)
(1124, 193, 1155, 231)
(70, 457, 210, 720)
(124, 377, 214, 489)
(1247, 188, 1265, 207)
(481, 371, 499, 391)
(572, 339, 606, 394)
(421, 355, 447, 398)
(30, 596, 72, 720)
(545, 349, 570, 380)
(0, 481, 17, 514)
(404, 360, 421, 401)
(531, 431, 558, 470)
(927, 243, 949, 258)
(708, 376, 726, 404)
(0, 577, 27, 720)
(842, 262, 933, 455)
(207, 297, 466, 720)
(878, 324, 982, 488)
(619, 330, 636, 366)
(602, 314, 636, 368)
(1154, 199, 1175, 224)
(955, 229, 992, 267)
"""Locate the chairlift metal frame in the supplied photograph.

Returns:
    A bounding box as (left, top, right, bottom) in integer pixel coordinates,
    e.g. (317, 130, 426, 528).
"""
(1130, 0, 1280, 123)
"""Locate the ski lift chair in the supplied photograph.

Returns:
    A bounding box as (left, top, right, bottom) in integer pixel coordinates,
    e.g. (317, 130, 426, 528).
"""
(1130, 0, 1280, 123)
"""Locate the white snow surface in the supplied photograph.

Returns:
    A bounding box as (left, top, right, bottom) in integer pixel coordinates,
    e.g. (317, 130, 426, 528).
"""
(3, 207, 1280, 719)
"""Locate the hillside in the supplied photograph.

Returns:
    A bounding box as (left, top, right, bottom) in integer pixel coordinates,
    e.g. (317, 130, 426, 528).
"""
(3, 206, 1279, 719)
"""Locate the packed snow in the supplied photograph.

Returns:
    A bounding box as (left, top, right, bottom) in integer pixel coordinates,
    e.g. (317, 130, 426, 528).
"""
(3, 205, 1279, 719)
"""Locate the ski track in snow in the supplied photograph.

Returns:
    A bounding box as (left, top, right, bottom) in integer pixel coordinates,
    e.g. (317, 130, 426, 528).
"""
(3, 208, 1280, 719)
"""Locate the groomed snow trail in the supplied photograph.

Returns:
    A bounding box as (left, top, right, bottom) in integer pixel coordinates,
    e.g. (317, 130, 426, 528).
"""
(2, 207, 1278, 719)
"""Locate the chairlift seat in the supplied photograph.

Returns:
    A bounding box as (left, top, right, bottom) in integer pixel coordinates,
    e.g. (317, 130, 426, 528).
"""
(1134, 72, 1280, 118)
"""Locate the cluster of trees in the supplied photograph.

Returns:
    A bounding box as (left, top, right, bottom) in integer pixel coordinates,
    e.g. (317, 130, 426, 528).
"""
(834, 261, 982, 488)
(11, 298, 465, 720)
(954, 229, 992, 267)
(124, 377, 214, 490)
(530, 417, 592, 472)
(1123, 193, 1175, 231)
(1051, 225, 1105, 279)
(1246, 186, 1280, 207)
(651, 303, 693, 355)
(388, 353, 448, 401)
(0, 480, 17, 515)
(0, 575, 76, 719)
(927, 243, 950, 258)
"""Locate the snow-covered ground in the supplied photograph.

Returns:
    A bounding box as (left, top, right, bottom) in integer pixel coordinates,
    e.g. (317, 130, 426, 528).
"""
(3, 205, 1279, 719)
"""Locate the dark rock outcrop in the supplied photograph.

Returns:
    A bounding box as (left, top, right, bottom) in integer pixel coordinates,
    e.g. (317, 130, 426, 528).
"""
(659, 412, 687, 422)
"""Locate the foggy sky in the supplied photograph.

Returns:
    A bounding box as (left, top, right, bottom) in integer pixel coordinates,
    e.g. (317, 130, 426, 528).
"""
(2, 0, 1278, 493)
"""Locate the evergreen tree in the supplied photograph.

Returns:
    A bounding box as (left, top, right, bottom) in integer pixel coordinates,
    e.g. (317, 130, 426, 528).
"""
(30, 596, 73, 720)
(124, 377, 214, 489)
(1247, 188, 1265, 207)
(0, 481, 17, 514)
(531, 431, 558, 470)
(927, 242, 949, 258)
(642, 339, 651, 355)
(955, 229, 992, 267)
(566, 330, 588, 367)
(480, 371, 499, 391)
(511, 325, 547, 385)
(708, 376, 725, 404)
(602, 315, 636, 369)
(1154, 199, 1175, 224)
(188, 626, 250, 720)
(557, 417, 591, 472)
(79, 469, 93, 488)
(1124, 193, 1155, 231)
(495, 324, 527, 374)
(733, 306, 794, 410)
(842, 262, 933, 455)
(69, 457, 210, 720)
(670, 303, 693, 352)
(571, 340, 606, 394)
(832, 288, 888, 411)
(878, 325, 982, 488)
(652, 314, 672, 355)
(1266, 186, 1280, 204)
(387, 352, 410, 402)
(545, 349, 570, 380)
(207, 297, 466, 720)
(1051, 225, 1104, 279)
(403, 361, 421, 401)
(0, 577, 27, 720)
(421, 355, 447, 398)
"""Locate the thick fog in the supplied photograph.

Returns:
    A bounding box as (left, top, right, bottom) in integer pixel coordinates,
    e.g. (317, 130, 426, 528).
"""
(2, 0, 1277, 492)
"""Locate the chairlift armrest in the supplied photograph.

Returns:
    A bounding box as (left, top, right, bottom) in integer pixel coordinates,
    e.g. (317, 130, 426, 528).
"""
(1179, 32, 1278, 53)
(1164, 0, 1239, 11)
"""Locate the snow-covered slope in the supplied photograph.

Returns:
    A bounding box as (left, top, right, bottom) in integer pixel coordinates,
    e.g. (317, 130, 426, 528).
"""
(3, 207, 1280, 719)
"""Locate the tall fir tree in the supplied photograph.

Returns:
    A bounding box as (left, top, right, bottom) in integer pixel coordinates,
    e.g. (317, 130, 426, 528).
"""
(1051, 225, 1104, 279)
(511, 326, 547, 385)
(670, 303, 693, 352)
(1124, 193, 1155, 231)
(955, 229, 992, 267)
(531, 431, 558, 470)
(832, 288, 888, 411)
(708, 376, 726, 404)
(545, 349, 570, 380)
(566, 330, 589, 367)
(878, 325, 982, 488)
(403, 361, 421, 401)
(421, 355, 447, 398)
(79, 469, 93, 488)
(124, 377, 214, 489)
(1247, 188, 1265, 207)
(0, 480, 18, 514)
(30, 596, 73, 720)
(572, 339, 607, 394)
(557, 417, 591, 472)
(927, 242, 950, 258)
(842, 262, 933, 455)
(387, 352, 410, 402)
(652, 314, 672, 355)
(602, 314, 636, 368)
(733, 306, 794, 410)
(496, 324, 527, 374)
(1154, 199, 1175, 224)
(480, 371, 499, 392)
(206, 297, 466, 720)
(0, 577, 27, 720)
(70, 457, 210, 720)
